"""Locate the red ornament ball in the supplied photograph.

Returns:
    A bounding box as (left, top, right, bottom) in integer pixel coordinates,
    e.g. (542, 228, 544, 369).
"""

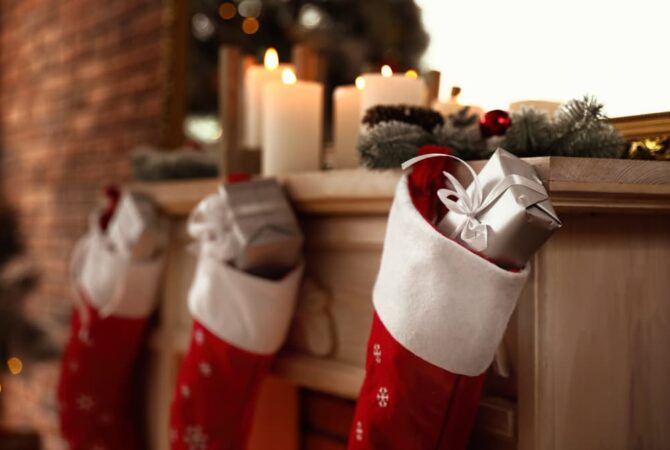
(480, 110, 512, 138)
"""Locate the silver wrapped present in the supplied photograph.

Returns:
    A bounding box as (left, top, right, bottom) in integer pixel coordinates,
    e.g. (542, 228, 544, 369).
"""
(219, 179, 303, 278)
(437, 148, 562, 269)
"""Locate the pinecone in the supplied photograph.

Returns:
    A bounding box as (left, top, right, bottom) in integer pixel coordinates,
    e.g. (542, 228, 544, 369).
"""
(362, 105, 444, 132)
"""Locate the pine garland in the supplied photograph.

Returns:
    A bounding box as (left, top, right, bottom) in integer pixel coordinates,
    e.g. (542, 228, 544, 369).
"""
(501, 109, 554, 158)
(546, 96, 625, 158)
(362, 105, 444, 132)
(358, 121, 437, 168)
(358, 96, 627, 168)
(130, 146, 219, 181)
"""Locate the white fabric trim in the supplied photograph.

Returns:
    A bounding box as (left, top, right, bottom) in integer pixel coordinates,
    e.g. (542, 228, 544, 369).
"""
(373, 176, 530, 376)
(188, 256, 304, 355)
(76, 223, 164, 318)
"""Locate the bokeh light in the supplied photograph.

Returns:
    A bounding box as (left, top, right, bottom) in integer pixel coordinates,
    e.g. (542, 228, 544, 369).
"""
(264, 48, 279, 70)
(238, 0, 262, 18)
(355, 76, 365, 90)
(219, 2, 236, 20)
(282, 68, 297, 85)
(192, 13, 215, 41)
(7, 357, 23, 375)
(242, 17, 260, 35)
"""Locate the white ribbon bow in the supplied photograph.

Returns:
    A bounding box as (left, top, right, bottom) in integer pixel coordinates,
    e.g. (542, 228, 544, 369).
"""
(402, 153, 551, 252)
(187, 187, 240, 261)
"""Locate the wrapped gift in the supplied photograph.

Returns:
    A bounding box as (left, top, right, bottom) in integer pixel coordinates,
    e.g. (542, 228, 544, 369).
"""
(222, 179, 303, 277)
(189, 179, 303, 278)
(107, 192, 164, 259)
(436, 148, 561, 268)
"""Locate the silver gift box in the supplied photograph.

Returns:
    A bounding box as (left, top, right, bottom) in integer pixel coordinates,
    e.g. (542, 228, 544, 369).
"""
(222, 179, 303, 278)
(438, 148, 562, 269)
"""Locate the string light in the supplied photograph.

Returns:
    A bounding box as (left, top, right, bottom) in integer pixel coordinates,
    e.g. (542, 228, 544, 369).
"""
(381, 65, 393, 78)
(242, 17, 259, 34)
(355, 76, 365, 90)
(7, 357, 23, 375)
(219, 2, 236, 20)
(405, 69, 418, 79)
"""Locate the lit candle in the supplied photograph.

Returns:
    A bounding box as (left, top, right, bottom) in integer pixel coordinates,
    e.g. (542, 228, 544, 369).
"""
(509, 100, 561, 116)
(432, 86, 484, 119)
(243, 48, 294, 149)
(262, 69, 323, 175)
(332, 76, 365, 168)
(359, 65, 428, 118)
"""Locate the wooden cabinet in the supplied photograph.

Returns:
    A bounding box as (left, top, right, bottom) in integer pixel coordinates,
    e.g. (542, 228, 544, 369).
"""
(134, 157, 670, 450)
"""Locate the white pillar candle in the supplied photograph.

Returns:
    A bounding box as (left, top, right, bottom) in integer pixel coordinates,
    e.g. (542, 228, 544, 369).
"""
(262, 69, 323, 175)
(243, 48, 294, 149)
(332, 77, 364, 168)
(360, 65, 428, 119)
(432, 100, 484, 118)
(509, 100, 561, 116)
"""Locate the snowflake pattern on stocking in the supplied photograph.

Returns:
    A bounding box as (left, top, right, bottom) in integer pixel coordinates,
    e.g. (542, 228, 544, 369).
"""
(76, 394, 95, 412)
(373, 343, 382, 364)
(376, 387, 389, 408)
(194, 329, 205, 345)
(198, 361, 212, 377)
(180, 384, 191, 399)
(99, 412, 114, 426)
(183, 425, 208, 450)
(355, 420, 364, 441)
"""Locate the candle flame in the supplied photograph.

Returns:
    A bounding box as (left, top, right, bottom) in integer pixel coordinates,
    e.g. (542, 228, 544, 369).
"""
(264, 48, 279, 70)
(355, 76, 365, 90)
(405, 69, 418, 79)
(381, 65, 393, 78)
(282, 68, 297, 85)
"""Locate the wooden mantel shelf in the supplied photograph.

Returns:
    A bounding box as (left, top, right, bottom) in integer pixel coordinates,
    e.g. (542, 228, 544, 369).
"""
(132, 157, 670, 216)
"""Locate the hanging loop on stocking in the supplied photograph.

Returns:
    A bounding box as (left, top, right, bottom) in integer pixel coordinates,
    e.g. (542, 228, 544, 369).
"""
(402, 153, 552, 252)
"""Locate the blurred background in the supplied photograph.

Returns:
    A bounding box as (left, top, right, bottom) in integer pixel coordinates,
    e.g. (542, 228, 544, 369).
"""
(0, 0, 667, 449)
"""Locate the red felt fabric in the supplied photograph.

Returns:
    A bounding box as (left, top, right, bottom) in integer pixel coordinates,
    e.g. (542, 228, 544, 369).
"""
(348, 314, 485, 450)
(348, 145, 486, 450)
(407, 145, 453, 224)
(58, 295, 149, 450)
(169, 321, 273, 450)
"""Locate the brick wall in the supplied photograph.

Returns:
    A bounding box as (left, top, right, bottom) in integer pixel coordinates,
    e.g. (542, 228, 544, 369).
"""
(0, 1, 168, 448)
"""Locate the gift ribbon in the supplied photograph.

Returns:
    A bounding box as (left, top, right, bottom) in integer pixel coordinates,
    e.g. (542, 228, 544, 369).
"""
(402, 153, 555, 252)
(187, 189, 239, 261)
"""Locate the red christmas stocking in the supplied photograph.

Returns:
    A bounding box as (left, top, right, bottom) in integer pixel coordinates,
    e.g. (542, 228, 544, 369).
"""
(169, 192, 303, 450)
(58, 192, 165, 450)
(348, 147, 529, 449)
